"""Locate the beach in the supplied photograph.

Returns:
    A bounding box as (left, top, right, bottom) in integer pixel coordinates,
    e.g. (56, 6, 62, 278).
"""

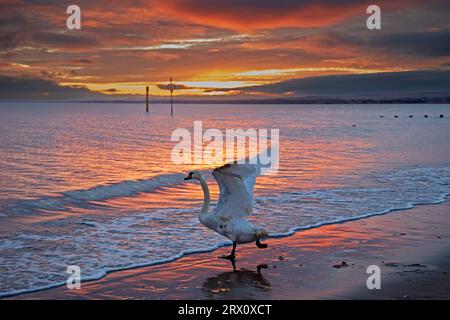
(11, 198, 450, 300)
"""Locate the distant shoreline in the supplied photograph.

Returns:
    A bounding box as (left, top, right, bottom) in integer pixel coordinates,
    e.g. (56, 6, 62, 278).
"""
(1, 97, 450, 104)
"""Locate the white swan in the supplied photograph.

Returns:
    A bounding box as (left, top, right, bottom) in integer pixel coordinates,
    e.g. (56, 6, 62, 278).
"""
(184, 162, 268, 259)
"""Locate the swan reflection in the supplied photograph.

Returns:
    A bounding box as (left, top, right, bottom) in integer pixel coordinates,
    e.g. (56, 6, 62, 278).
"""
(201, 264, 271, 299)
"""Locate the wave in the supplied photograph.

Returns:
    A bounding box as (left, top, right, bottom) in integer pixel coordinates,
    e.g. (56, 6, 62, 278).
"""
(2, 172, 187, 214)
(0, 165, 449, 298)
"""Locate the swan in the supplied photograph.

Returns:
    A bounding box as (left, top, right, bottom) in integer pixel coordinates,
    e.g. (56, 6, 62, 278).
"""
(184, 162, 269, 260)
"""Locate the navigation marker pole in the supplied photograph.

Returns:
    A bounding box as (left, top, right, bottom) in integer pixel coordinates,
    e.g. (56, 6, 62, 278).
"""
(146, 86, 149, 113)
(168, 77, 175, 116)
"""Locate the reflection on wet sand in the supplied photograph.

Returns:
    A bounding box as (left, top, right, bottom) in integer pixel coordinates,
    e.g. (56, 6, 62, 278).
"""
(202, 264, 271, 299)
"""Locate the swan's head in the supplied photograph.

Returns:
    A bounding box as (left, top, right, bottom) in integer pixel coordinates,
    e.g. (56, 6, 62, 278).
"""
(184, 170, 203, 181)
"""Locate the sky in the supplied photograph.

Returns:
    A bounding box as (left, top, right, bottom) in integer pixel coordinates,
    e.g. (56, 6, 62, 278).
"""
(0, 0, 449, 100)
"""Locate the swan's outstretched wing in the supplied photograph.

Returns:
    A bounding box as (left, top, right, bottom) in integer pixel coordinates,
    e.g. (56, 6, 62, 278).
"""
(212, 162, 260, 219)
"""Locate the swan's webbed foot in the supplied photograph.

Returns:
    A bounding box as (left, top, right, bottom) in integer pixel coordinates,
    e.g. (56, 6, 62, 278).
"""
(218, 242, 237, 261)
(256, 238, 268, 249)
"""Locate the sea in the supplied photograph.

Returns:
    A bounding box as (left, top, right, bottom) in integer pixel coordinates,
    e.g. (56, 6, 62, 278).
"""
(0, 102, 449, 297)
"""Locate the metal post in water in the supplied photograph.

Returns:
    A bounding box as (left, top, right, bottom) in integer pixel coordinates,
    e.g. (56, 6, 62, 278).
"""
(146, 86, 149, 113)
(169, 77, 174, 116)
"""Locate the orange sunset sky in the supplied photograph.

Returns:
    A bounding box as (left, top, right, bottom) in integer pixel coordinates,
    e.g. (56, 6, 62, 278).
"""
(0, 0, 449, 100)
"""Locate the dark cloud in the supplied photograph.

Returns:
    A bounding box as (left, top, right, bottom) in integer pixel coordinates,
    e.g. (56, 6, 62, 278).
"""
(39, 69, 78, 80)
(101, 88, 118, 93)
(0, 15, 35, 52)
(0, 76, 101, 100)
(240, 70, 450, 96)
(71, 59, 94, 64)
(370, 30, 450, 57)
(31, 32, 99, 50)
(21, 0, 60, 4)
(0, 4, 97, 56)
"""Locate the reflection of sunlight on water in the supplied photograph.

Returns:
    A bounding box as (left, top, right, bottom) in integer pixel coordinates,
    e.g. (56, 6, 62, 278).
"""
(0, 103, 382, 203)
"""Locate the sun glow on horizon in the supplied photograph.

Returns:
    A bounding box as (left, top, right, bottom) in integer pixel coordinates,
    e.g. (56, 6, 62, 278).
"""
(61, 77, 267, 96)
(60, 66, 403, 96)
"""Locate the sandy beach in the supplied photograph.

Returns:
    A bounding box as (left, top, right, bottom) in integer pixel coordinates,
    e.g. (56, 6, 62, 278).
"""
(11, 198, 450, 300)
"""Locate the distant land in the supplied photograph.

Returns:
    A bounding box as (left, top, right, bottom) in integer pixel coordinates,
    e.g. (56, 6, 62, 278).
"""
(1, 95, 450, 104)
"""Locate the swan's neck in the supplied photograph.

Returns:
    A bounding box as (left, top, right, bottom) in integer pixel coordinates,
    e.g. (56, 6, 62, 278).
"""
(198, 177, 211, 215)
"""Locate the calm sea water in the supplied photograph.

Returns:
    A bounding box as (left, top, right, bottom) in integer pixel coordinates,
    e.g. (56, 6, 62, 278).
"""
(0, 102, 449, 296)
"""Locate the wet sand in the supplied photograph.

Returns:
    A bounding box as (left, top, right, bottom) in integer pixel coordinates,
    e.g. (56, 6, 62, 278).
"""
(11, 199, 450, 300)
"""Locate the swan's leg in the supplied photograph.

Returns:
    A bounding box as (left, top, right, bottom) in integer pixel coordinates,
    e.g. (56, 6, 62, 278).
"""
(256, 238, 268, 249)
(219, 242, 236, 260)
(231, 241, 236, 256)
